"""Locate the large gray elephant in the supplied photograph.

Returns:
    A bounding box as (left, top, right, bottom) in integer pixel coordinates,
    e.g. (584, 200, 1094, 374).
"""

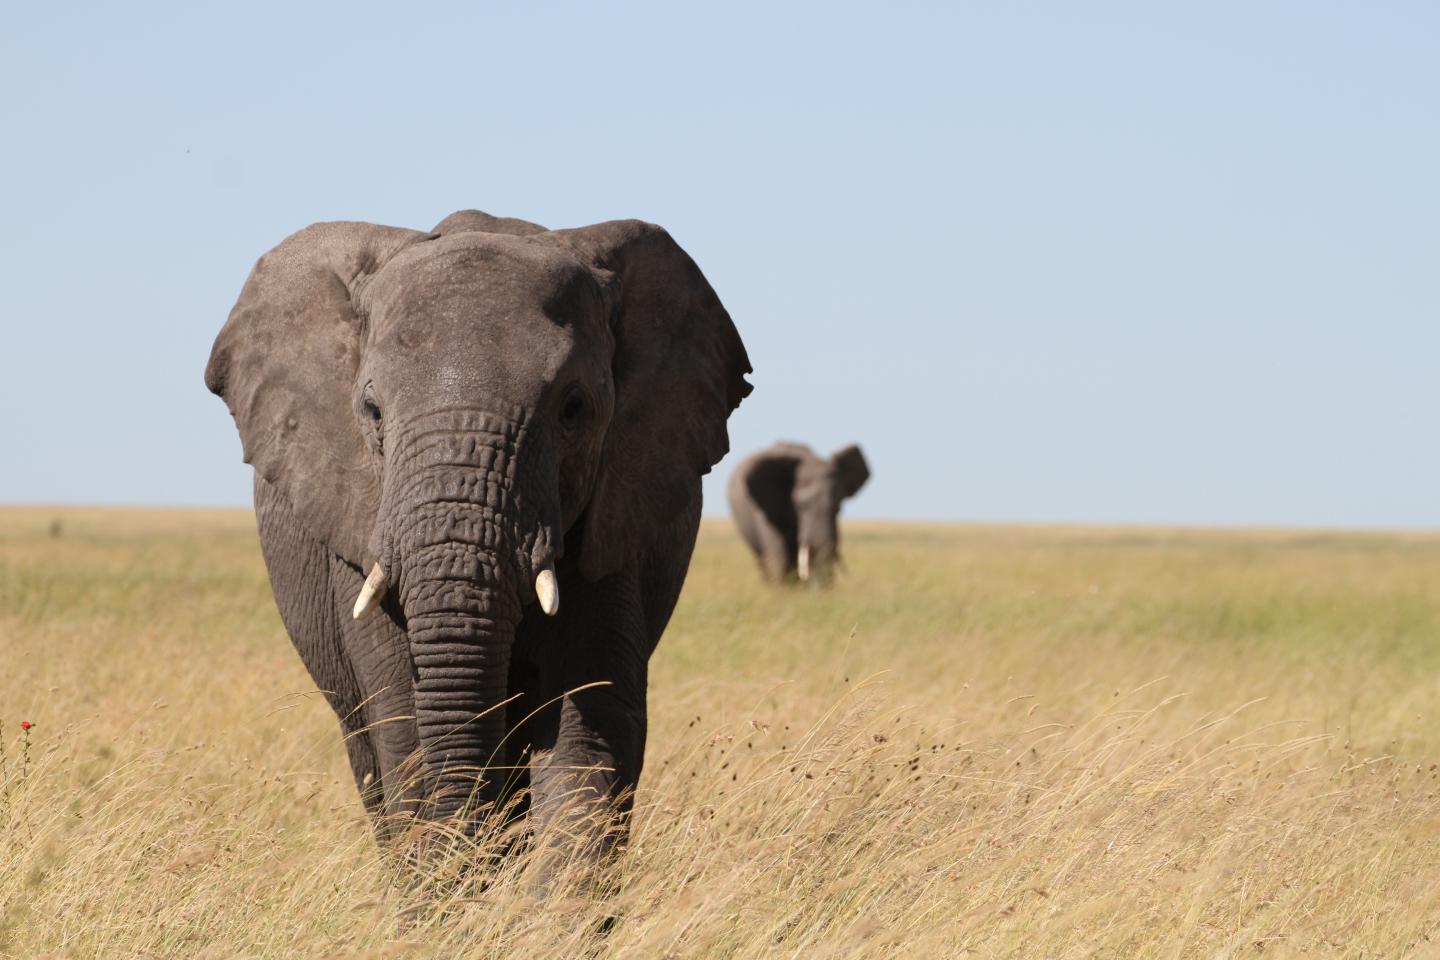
(206, 209, 751, 855)
(727, 442, 869, 585)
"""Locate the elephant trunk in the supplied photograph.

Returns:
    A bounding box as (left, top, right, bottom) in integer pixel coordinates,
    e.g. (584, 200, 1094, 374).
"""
(801, 544, 838, 586)
(796, 514, 840, 586)
(379, 409, 556, 824)
(402, 552, 518, 821)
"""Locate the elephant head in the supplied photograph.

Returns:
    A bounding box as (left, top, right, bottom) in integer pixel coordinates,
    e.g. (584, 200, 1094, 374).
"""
(206, 212, 751, 822)
(728, 442, 870, 586)
(792, 444, 870, 583)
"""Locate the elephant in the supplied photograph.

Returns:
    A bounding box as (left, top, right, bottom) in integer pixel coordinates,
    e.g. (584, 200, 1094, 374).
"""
(205, 209, 751, 859)
(727, 442, 869, 585)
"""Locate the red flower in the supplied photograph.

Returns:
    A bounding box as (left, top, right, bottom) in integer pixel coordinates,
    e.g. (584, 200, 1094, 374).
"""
(19, 721, 31, 730)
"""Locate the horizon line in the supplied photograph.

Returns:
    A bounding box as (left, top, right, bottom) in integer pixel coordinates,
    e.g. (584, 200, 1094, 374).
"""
(3, 503, 1437, 538)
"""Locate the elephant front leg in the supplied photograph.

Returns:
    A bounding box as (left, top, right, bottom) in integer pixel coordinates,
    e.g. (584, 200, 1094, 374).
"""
(526, 570, 650, 876)
(255, 478, 398, 823)
(331, 556, 425, 828)
(752, 522, 794, 583)
(529, 688, 646, 857)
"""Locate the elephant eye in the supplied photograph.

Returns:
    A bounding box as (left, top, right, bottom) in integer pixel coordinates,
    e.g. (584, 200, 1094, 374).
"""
(360, 385, 383, 451)
(558, 386, 587, 431)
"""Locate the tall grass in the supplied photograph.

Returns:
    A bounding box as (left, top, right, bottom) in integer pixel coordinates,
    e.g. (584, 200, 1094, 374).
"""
(3, 508, 1440, 956)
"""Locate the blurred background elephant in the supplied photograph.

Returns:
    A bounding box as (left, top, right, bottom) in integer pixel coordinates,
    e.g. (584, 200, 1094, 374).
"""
(206, 209, 751, 855)
(727, 442, 869, 585)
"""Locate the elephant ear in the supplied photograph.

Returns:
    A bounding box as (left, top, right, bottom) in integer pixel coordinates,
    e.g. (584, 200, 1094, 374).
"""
(549, 220, 753, 580)
(204, 221, 430, 564)
(832, 445, 870, 499)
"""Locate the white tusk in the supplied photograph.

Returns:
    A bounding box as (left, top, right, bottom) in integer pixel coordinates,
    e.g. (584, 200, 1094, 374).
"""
(536, 567, 560, 616)
(797, 545, 810, 582)
(352, 563, 387, 620)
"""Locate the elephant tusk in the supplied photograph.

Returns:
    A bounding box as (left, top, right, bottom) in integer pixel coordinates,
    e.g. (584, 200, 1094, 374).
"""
(798, 545, 810, 582)
(536, 567, 560, 616)
(352, 563, 387, 620)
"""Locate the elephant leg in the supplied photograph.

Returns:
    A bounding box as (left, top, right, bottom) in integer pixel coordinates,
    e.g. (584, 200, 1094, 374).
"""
(755, 521, 794, 583)
(329, 556, 423, 826)
(527, 500, 698, 868)
(733, 501, 789, 581)
(527, 570, 650, 867)
(254, 477, 383, 813)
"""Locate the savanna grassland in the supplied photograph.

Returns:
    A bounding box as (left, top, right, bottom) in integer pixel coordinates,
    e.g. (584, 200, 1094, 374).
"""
(4, 508, 1440, 958)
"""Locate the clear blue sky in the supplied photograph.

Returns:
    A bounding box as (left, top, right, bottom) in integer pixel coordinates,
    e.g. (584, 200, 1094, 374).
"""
(2, 3, 1436, 527)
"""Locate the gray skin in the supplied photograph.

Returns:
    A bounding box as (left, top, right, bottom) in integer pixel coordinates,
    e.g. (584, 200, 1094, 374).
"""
(727, 442, 869, 585)
(206, 210, 751, 857)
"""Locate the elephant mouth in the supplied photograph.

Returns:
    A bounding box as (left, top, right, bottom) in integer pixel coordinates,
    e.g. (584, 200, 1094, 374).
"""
(351, 561, 559, 621)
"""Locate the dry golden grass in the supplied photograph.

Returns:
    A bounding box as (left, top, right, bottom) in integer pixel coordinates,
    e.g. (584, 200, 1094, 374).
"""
(4, 507, 1440, 957)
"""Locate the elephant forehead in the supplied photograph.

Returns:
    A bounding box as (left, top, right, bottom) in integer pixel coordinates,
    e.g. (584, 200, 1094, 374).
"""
(363, 233, 605, 341)
(794, 455, 834, 482)
(360, 234, 611, 404)
(793, 460, 838, 498)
